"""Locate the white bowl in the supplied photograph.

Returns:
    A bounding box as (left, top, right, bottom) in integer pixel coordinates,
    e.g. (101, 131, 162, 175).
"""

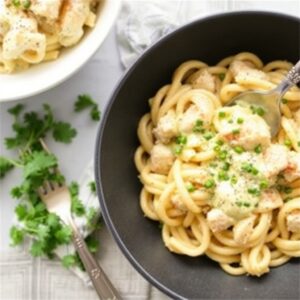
(0, 0, 121, 102)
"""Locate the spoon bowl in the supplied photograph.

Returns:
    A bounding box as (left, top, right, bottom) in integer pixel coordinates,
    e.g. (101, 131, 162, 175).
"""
(227, 60, 300, 137)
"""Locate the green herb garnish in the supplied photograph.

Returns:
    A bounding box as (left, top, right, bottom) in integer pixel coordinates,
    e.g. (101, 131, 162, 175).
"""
(75, 94, 101, 121)
(233, 146, 244, 154)
(254, 144, 262, 154)
(218, 111, 226, 119)
(186, 183, 196, 193)
(204, 179, 215, 189)
(218, 73, 225, 81)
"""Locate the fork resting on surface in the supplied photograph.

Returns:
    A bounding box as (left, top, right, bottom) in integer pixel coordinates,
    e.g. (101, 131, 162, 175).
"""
(37, 139, 121, 300)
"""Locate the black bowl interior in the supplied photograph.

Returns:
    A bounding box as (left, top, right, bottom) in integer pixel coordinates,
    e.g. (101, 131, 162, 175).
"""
(95, 12, 300, 300)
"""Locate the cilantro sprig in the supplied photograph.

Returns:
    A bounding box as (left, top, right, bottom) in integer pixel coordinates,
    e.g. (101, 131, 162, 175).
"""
(1, 103, 101, 270)
(74, 94, 101, 121)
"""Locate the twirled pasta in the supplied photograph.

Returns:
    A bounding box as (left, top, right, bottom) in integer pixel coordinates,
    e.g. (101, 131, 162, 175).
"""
(0, 0, 99, 73)
(135, 52, 300, 277)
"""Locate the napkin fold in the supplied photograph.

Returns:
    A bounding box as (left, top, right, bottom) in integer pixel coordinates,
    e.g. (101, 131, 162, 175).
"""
(116, 0, 208, 68)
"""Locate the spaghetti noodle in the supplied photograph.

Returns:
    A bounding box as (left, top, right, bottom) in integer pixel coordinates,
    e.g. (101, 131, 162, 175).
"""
(135, 52, 300, 276)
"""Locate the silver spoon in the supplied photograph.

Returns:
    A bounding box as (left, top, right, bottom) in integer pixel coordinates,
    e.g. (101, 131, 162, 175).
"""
(227, 60, 300, 137)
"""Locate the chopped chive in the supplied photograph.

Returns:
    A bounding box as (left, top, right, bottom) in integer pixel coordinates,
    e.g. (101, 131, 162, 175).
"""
(218, 73, 225, 81)
(284, 139, 292, 147)
(231, 175, 237, 184)
(254, 144, 262, 154)
(203, 132, 214, 140)
(282, 98, 288, 104)
(12, 0, 21, 7)
(218, 111, 226, 119)
(232, 128, 240, 135)
(247, 187, 261, 196)
(216, 140, 224, 146)
(218, 170, 229, 181)
(237, 117, 244, 124)
(228, 119, 234, 124)
(175, 135, 187, 145)
(256, 107, 265, 116)
(218, 150, 228, 160)
(193, 119, 204, 133)
(235, 201, 243, 207)
(204, 179, 215, 189)
(213, 145, 221, 152)
(222, 162, 230, 171)
(283, 187, 293, 194)
(233, 146, 244, 154)
(186, 183, 196, 193)
(251, 105, 265, 116)
(23, 0, 31, 9)
(243, 202, 251, 207)
(251, 167, 259, 175)
(259, 179, 269, 189)
(173, 145, 183, 155)
(241, 163, 252, 173)
(298, 141, 300, 147)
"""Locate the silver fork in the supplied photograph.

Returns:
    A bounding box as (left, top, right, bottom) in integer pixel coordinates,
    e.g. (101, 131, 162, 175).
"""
(37, 139, 121, 300)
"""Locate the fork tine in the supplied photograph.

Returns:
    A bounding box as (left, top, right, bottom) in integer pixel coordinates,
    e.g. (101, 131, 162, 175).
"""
(39, 138, 63, 183)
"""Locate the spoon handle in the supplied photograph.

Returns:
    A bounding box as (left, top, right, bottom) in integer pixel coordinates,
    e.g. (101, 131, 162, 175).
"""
(276, 60, 300, 96)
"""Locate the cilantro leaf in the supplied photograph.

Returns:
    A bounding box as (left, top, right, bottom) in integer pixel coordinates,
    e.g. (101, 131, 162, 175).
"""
(10, 226, 24, 246)
(55, 226, 72, 244)
(0, 156, 14, 178)
(89, 181, 96, 194)
(70, 182, 85, 216)
(62, 254, 77, 268)
(74, 94, 95, 111)
(37, 224, 50, 240)
(15, 204, 27, 221)
(75, 94, 100, 122)
(52, 122, 77, 144)
(86, 236, 99, 253)
(23, 151, 57, 179)
(46, 213, 60, 230)
(90, 106, 101, 121)
(30, 240, 44, 257)
(8, 104, 24, 117)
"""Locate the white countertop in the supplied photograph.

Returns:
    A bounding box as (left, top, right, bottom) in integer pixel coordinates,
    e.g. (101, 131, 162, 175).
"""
(1, 1, 299, 299)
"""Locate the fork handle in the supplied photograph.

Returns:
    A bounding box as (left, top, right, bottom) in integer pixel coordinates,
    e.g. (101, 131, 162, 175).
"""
(72, 229, 122, 300)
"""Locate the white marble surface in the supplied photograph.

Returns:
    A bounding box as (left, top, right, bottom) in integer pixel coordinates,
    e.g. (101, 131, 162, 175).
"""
(1, 1, 299, 300)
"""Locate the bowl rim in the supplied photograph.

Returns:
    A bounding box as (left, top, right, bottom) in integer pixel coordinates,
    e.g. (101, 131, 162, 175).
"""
(0, 0, 121, 102)
(95, 10, 300, 299)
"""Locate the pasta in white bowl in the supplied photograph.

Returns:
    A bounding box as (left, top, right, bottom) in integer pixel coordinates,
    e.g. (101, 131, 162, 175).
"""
(135, 52, 300, 277)
(0, 0, 121, 102)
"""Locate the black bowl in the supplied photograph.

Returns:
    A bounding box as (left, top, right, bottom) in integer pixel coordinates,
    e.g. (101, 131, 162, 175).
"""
(95, 11, 300, 299)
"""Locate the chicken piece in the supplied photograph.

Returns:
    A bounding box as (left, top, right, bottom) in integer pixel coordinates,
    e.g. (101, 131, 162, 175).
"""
(287, 210, 300, 233)
(256, 189, 283, 213)
(178, 98, 214, 133)
(233, 215, 256, 245)
(294, 108, 300, 126)
(263, 144, 289, 179)
(30, 0, 62, 20)
(230, 60, 268, 82)
(216, 106, 271, 150)
(153, 110, 177, 144)
(150, 144, 174, 175)
(171, 194, 187, 212)
(190, 69, 216, 93)
(207, 208, 235, 233)
(284, 151, 300, 182)
(59, 0, 90, 46)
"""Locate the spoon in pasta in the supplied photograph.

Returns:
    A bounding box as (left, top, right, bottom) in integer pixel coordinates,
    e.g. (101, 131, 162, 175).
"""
(227, 60, 300, 137)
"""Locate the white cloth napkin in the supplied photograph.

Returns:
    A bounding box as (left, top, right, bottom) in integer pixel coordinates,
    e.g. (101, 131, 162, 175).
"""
(117, 0, 208, 68)
(116, 0, 300, 68)
(16, 161, 100, 286)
